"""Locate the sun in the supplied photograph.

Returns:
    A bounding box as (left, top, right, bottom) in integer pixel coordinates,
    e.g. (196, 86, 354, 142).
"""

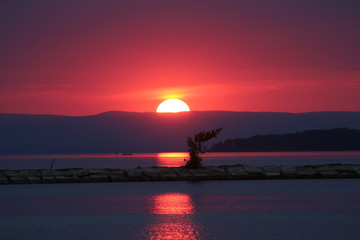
(156, 99, 191, 113)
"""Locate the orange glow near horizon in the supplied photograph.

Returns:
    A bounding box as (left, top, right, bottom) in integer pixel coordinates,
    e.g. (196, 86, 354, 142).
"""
(156, 99, 191, 113)
(156, 152, 188, 167)
(1, 2, 359, 116)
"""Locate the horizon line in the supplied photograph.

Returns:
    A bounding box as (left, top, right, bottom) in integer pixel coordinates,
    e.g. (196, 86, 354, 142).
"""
(1, 110, 360, 117)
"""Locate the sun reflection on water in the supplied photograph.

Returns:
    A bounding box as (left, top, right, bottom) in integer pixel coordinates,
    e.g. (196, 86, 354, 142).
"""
(140, 193, 204, 240)
(156, 152, 188, 167)
(151, 193, 195, 215)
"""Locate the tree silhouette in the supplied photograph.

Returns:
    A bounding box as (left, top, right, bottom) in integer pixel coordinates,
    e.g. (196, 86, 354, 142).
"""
(184, 128, 223, 168)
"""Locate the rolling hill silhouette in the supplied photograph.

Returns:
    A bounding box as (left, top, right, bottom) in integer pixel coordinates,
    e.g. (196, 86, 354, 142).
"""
(209, 128, 360, 152)
(1, 111, 360, 154)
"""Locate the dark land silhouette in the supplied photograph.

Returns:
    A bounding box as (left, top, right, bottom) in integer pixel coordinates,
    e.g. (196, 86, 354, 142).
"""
(209, 128, 360, 152)
(1, 111, 360, 154)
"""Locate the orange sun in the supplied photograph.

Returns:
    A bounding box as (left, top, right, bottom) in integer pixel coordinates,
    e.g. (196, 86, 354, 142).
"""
(156, 99, 191, 113)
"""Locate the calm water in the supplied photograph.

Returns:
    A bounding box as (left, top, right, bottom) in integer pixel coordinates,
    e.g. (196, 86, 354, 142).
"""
(1, 180, 360, 240)
(1, 151, 360, 169)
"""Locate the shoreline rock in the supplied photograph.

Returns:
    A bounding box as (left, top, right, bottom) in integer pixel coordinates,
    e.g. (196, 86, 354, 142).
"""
(0, 164, 359, 185)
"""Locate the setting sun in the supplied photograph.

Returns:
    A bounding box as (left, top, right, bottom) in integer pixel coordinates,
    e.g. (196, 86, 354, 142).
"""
(156, 99, 190, 113)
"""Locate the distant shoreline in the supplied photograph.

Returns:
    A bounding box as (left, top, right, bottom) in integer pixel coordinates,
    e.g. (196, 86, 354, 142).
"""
(1, 163, 359, 185)
(209, 128, 360, 152)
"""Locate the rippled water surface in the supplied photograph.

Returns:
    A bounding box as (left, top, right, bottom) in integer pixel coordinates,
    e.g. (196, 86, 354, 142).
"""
(1, 180, 360, 240)
(1, 151, 360, 169)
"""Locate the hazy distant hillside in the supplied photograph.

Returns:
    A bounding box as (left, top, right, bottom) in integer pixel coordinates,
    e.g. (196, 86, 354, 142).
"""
(1, 111, 360, 154)
(209, 128, 360, 152)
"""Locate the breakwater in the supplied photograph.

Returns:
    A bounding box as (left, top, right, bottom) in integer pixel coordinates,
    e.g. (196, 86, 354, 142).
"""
(1, 164, 359, 185)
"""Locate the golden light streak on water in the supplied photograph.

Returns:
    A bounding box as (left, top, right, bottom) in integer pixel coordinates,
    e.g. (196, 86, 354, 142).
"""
(156, 152, 188, 167)
(140, 193, 203, 240)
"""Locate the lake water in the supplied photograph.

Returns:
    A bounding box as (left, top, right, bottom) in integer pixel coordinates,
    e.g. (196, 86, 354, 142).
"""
(1, 151, 360, 169)
(1, 179, 360, 240)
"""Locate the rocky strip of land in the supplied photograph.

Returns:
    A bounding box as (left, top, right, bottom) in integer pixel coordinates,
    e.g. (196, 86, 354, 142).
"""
(1, 164, 360, 185)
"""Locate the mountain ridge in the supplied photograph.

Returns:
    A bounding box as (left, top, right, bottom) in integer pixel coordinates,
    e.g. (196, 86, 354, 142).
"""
(1, 111, 360, 154)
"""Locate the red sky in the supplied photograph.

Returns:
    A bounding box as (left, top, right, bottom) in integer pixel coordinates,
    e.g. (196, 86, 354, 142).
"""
(1, 0, 359, 115)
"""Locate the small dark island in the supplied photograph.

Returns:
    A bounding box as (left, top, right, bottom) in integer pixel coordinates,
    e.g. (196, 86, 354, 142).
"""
(209, 128, 360, 152)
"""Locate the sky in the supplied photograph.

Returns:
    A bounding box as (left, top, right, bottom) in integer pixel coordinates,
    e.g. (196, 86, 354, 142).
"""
(1, 0, 359, 115)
